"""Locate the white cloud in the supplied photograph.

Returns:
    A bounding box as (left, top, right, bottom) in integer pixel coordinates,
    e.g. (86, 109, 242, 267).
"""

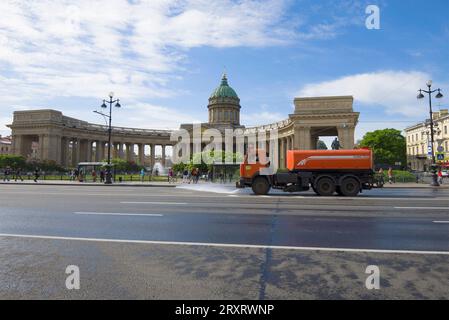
(241, 111, 286, 127)
(113, 103, 203, 130)
(0, 0, 294, 104)
(298, 71, 439, 117)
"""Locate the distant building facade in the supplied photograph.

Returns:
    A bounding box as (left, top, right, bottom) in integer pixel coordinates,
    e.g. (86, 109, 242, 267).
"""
(405, 109, 449, 171)
(0, 135, 12, 155)
(8, 74, 359, 168)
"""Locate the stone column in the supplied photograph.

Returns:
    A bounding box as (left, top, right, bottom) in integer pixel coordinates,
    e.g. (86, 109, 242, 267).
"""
(161, 145, 166, 167)
(279, 138, 285, 169)
(38, 134, 45, 161)
(60, 138, 67, 167)
(150, 144, 155, 168)
(74, 139, 81, 166)
(118, 143, 124, 159)
(294, 126, 311, 150)
(86, 140, 92, 162)
(310, 135, 319, 150)
(96, 141, 104, 162)
(126, 143, 134, 162)
(12, 135, 23, 156)
(338, 125, 355, 149)
(139, 144, 145, 166)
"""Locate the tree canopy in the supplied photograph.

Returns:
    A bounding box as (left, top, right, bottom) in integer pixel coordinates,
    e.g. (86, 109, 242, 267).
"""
(358, 129, 406, 166)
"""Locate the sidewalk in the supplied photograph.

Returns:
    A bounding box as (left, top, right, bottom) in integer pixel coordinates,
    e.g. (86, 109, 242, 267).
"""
(0, 180, 179, 187)
(383, 182, 449, 189)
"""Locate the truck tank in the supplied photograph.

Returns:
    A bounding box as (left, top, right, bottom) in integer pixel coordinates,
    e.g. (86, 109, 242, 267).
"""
(286, 149, 374, 171)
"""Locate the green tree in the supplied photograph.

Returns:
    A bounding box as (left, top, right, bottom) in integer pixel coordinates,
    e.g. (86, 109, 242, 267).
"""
(359, 129, 406, 166)
(0, 155, 27, 169)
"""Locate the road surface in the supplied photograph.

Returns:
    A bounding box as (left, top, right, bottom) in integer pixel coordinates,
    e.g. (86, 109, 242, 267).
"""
(0, 184, 448, 299)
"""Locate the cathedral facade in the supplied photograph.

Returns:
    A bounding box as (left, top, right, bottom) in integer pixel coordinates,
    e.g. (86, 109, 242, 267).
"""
(8, 74, 359, 169)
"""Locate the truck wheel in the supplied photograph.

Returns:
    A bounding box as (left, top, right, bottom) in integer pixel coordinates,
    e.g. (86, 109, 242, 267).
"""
(340, 177, 360, 197)
(252, 176, 271, 195)
(315, 177, 336, 196)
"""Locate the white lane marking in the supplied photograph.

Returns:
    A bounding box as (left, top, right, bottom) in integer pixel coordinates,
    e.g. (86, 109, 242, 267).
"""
(395, 207, 449, 210)
(0, 233, 448, 255)
(120, 202, 187, 205)
(74, 212, 163, 217)
(228, 195, 239, 197)
(433, 221, 449, 224)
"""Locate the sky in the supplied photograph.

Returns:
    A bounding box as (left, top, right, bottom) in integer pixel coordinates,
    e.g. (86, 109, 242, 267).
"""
(0, 0, 448, 146)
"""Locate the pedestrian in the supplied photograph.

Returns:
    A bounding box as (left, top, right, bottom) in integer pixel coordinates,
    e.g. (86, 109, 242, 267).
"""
(100, 170, 105, 183)
(378, 168, 384, 185)
(34, 168, 40, 183)
(190, 168, 197, 184)
(140, 168, 145, 182)
(438, 168, 443, 185)
(182, 169, 189, 183)
(3, 166, 11, 182)
(15, 167, 24, 182)
(92, 170, 97, 183)
(168, 168, 174, 183)
(195, 168, 200, 184)
(78, 169, 84, 182)
(388, 167, 394, 184)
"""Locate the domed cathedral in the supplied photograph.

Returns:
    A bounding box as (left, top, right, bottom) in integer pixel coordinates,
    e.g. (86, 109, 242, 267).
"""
(207, 74, 243, 129)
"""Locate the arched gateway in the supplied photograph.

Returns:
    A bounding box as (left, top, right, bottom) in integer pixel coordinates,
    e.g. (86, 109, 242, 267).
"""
(8, 75, 359, 168)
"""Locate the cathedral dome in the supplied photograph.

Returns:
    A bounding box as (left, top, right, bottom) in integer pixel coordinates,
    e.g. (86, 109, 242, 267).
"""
(209, 74, 239, 100)
(207, 74, 241, 126)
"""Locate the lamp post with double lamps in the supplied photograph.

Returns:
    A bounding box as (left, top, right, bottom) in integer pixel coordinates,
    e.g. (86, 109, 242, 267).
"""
(94, 92, 121, 184)
(417, 80, 444, 186)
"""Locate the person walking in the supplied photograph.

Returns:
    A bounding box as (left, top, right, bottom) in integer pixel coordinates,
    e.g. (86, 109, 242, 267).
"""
(140, 168, 145, 183)
(438, 168, 444, 185)
(92, 170, 97, 183)
(34, 168, 40, 183)
(100, 170, 105, 183)
(388, 167, 394, 184)
(195, 168, 200, 184)
(378, 168, 384, 185)
(168, 168, 174, 183)
(3, 166, 11, 182)
(15, 167, 24, 182)
(182, 169, 189, 183)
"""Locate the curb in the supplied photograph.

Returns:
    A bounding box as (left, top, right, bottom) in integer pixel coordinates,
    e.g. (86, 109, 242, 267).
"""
(383, 185, 449, 189)
(0, 182, 177, 188)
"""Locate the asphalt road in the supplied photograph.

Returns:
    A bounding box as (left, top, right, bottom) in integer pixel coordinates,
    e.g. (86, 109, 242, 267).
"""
(0, 184, 448, 299)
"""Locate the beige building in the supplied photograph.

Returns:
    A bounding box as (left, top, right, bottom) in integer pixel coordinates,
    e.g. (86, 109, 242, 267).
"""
(405, 109, 449, 171)
(0, 135, 12, 155)
(8, 75, 359, 168)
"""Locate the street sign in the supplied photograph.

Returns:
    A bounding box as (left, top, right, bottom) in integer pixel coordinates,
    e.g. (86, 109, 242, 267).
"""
(436, 153, 445, 161)
(437, 146, 444, 153)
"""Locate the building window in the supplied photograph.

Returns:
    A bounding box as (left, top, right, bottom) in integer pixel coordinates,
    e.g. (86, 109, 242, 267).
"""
(445, 126, 448, 135)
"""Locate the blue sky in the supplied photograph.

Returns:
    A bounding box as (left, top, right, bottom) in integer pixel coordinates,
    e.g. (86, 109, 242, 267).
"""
(0, 0, 448, 144)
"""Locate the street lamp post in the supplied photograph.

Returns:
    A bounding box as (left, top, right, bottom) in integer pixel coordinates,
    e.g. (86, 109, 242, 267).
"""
(417, 80, 444, 186)
(94, 92, 121, 184)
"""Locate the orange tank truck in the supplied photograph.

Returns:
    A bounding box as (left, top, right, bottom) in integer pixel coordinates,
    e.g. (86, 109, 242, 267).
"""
(238, 148, 377, 197)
